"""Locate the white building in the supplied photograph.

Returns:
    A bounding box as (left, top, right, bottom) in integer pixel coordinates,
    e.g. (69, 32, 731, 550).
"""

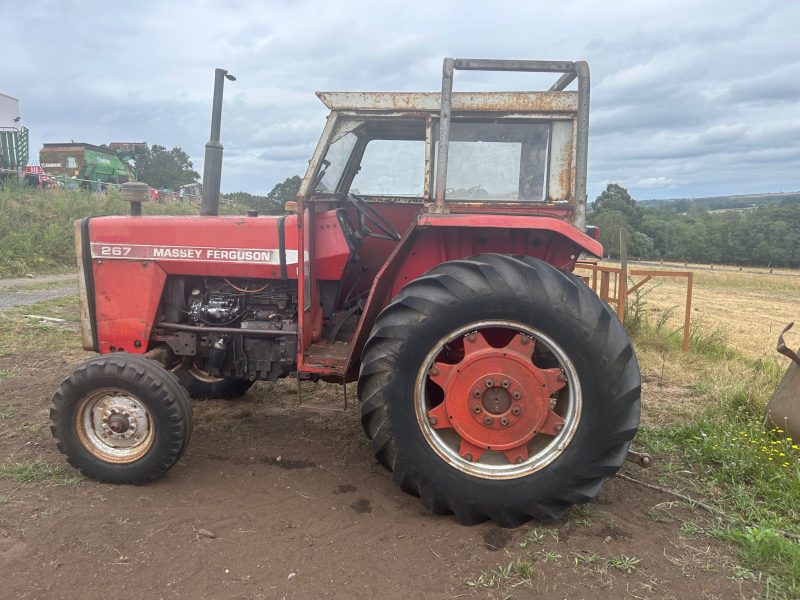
(0, 93, 21, 129)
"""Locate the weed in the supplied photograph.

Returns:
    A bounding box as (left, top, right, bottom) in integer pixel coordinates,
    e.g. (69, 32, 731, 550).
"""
(607, 554, 641, 574)
(0, 459, 81, 485)
(465, 560, 538, 592)
(536, 550, 562, 562)
(680, 521, 703, 537)
(573, 552, 603, 567)
(519, 528, 545, 547)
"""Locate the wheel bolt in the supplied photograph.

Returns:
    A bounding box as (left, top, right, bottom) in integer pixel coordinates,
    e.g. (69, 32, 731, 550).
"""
(515, 456, 525, 464)
(513, 391, 521, 399)
(473, 389, 481, 398)
(464, 452, 473, 461)
(549, 398, 557, 409)
(511, 407, 521, 416)
(467, 334, 476, 342)
(485, 379, 493, 388)
(473, 405, 482, 414)
(556, 373, 565, 383)
(520, 336, 529, 345)
(429, 416, 438, 426)
(483, 416, 493, 426)
(502, 380, 509, 388)
(500, 417, 509, 426)
(555, 423, 563, 432)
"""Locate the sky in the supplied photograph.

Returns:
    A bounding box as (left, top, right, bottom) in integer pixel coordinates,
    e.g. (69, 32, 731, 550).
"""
(2, 0, 798, 200)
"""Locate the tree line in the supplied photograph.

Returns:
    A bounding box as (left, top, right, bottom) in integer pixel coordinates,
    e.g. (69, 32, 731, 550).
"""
(591, 183, 800, 268)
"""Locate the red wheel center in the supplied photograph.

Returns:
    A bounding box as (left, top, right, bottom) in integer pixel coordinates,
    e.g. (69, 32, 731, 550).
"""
(426, 332, 568, 465)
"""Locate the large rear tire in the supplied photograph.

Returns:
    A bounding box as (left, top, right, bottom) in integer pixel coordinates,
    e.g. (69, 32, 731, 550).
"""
(50, 354, 192, 484)
(358, 254, 640, 526)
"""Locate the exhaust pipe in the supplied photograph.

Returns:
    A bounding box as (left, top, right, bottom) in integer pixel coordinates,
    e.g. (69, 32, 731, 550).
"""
(201, 67, 236, 216)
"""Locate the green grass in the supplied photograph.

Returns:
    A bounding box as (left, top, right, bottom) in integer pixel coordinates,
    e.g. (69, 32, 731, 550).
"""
(0, 367, 18, 379)
(631, 310, 800, 597)
(0, 185, 248, 277)
(0, 294, 81, 354)
(0, 459, 81, 485)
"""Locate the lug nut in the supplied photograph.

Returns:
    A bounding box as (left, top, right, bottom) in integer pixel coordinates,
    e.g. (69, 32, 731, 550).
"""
(515, 456, 525, 464)
(502, 380, 510, 388)
(485, 379, 493, 388)
(500, 417, 509, 426)
(473, 405, 482, 414)
(511, 406, 521, 416)
(554, 423, 563, 432)
(464, 453, 473, 461)
(429, 416, 438, 426)
(556, 373, 565, 383)
(520, 336, 529, 345)
(483, 416, 493, 426)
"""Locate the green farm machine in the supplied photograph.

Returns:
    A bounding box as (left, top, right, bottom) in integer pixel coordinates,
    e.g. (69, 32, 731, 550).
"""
(39, 142, 145, 191)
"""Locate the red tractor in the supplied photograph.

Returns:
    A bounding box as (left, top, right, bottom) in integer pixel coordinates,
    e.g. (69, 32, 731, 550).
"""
(51, 59, 640, 526)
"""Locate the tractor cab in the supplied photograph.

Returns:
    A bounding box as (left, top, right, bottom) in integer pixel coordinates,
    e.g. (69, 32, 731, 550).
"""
(295, 59, 596, 373)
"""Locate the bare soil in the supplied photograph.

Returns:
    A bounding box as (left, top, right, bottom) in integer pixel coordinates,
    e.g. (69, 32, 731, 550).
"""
(0, 349, 759, 599)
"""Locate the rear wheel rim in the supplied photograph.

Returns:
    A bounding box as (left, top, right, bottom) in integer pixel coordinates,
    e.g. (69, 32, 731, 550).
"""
(75, 388, 155, 463)
(414, 320, 582, 480)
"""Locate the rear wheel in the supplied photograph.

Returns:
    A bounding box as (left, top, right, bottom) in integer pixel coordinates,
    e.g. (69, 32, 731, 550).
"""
(50, 354, 192, 484)
(358, 254, 640, 526)
(176, 366, 254, 400)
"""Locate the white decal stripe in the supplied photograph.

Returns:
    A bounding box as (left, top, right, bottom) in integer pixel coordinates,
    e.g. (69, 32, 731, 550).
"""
(90, 243, 298, 265)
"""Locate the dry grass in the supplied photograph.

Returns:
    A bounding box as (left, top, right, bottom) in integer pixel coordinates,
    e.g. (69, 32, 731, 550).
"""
(600, 261, 800, 361)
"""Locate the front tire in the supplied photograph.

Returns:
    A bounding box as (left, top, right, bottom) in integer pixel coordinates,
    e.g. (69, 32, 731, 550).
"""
(358, 254, 640, 526)
(50, 353, 192, 484)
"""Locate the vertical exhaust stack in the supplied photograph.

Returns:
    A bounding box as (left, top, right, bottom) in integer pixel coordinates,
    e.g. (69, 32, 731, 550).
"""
(201, 68, 236, 216)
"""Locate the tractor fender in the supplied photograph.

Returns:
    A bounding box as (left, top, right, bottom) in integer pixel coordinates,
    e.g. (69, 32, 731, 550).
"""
(345, 214, 602, 376)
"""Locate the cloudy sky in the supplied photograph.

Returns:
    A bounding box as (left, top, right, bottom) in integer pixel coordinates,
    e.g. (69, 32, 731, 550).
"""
(2, 0, 798, 199)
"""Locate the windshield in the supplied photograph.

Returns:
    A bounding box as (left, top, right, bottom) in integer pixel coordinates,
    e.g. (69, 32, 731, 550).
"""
(351, 139, 424, 196)
(315, 132, 357, 192)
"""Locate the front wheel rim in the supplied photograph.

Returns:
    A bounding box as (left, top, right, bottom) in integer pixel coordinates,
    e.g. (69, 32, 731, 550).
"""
(75, 388, 155, 463)
(414, 320, 582, 480)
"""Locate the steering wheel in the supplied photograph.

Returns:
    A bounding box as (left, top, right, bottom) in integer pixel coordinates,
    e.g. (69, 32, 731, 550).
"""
(345, 192, 402, 242)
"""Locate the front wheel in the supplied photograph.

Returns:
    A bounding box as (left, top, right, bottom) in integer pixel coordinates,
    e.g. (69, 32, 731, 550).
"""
(50, 354, 192, 484)
(358, 254, 641, 526)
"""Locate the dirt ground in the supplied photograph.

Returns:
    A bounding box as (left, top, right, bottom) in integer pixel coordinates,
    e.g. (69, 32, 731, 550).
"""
(0, 278, 760, 599)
